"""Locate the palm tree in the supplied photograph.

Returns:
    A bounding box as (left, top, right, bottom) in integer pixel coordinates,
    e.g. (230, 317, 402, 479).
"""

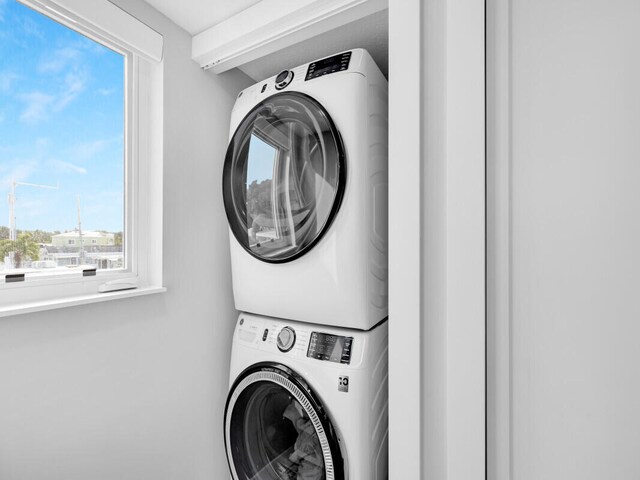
(0, 232, 40, 268)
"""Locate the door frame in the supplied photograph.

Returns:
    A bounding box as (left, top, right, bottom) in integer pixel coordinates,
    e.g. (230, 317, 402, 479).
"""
(388, 1, 486, 479)
(486, 0, 510, 478)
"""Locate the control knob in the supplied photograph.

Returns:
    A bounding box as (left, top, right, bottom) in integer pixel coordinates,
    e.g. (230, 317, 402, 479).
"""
(275, 69, 294, 90)
(277, 326, 296, 352)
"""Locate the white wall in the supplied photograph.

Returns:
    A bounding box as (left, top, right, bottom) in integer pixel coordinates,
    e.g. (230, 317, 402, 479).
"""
(0, 1, 253, 478)
(489, 0, 640, 478)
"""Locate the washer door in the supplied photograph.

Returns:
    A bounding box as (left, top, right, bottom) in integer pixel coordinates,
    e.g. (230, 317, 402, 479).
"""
(223, 92, 346, 263)
(224, 363, 345, 480)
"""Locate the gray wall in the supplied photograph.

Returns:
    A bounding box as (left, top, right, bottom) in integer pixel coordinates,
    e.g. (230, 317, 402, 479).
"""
(0, 1, 253, 478)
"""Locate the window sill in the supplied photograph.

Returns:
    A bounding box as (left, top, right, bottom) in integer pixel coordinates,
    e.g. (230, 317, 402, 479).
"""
(0, 286, 167, 319)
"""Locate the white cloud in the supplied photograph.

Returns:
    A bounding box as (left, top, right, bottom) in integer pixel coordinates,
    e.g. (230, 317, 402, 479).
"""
(19, 92, 54, 123)
(51, 159, 88, 175)
(0, 0, 6, 23)
(19, 70, 88, 123)
(0, 162, 37, 189)
(0, 71, 18, 92)
(97, 88, 114, 96)
(39, 47, 81, 74)
(20, 15, 44, 39)
(70, 139, 110, 161)
(55, 70, 87, 111)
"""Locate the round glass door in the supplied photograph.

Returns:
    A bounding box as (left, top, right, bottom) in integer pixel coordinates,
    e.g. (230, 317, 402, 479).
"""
(224, 364, 344, 480)
(223, 92, 346, 263)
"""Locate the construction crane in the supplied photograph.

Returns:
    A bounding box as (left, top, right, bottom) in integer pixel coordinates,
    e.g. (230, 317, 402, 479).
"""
(7, 179, 59, 268)
(76, 195, 85, 265)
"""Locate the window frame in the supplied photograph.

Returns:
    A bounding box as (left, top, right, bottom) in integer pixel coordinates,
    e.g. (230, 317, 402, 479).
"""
(0, 0, 164, 315)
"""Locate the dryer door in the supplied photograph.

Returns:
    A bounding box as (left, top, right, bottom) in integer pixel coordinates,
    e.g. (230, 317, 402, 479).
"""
(223, 92, 346, 263)
(224, 363, 345, 480)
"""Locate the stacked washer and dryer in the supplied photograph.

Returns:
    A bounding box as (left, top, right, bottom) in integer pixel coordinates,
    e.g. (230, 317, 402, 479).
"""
(222, 49, 389, 480)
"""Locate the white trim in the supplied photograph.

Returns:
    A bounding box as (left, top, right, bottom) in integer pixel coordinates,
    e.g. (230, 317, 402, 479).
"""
(18, 0, 163, 62)
(388, 0, 422, 478)
(420, 0, 449, 476)
(136, 56, 164, 288)
(487, 0, 511, 478)
(445, 0, 486, 478)
(192, 0, 387, 72)
(0, 286, 166, 319)
(389, 1, 486, 478)
(125, 52, 136, 275)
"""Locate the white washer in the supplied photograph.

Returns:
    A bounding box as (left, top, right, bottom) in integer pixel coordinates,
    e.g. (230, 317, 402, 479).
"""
(222, 49, 388, 330)
(224, 312, 388, 480)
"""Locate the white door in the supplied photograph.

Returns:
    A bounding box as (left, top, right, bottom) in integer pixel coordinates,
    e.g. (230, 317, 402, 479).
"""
(489, 0, 640, 478)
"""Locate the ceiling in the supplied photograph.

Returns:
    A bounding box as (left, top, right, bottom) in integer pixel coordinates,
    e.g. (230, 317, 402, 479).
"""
(238, 9, 388, 81)
(141, 0, 388, 82)
(142, 0, 262, 36)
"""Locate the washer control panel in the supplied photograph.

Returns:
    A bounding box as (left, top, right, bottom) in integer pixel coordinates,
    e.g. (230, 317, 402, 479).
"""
(235, 315, 360, 365)
(307, 332, 353, 364)
(305, 51, 352, 81)
(274, 69, 294, 90)
(276, 326, 296, 352)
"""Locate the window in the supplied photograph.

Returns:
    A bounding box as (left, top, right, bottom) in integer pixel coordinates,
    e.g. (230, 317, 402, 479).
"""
(1, 1, 125, 274)
(0, 0, 164, 314)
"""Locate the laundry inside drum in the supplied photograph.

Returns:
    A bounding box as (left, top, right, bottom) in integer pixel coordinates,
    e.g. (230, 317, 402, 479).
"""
(229, 382, 326, 480)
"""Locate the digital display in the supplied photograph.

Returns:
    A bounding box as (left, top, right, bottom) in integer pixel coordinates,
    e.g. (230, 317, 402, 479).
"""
(307, 332, 353, 364)
(305, 51, 352, 81)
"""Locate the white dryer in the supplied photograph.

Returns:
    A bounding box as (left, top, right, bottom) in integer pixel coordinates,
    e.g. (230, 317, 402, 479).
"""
(222, 49, 388, 330)
(224, 312, 388, 480)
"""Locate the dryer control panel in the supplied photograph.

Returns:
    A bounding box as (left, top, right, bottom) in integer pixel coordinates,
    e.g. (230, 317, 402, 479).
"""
(305, 51, 352, 81)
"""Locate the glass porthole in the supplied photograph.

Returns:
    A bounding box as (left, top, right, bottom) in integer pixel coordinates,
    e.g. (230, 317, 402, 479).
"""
(223, 92, 345, 263)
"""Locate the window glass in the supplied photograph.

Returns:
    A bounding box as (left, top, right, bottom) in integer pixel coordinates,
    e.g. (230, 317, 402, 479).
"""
(246, 134, 278, 248)
(0, 1, 125, 274)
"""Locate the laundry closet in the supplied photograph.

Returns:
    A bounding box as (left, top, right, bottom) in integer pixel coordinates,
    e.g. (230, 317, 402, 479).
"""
(207, 14, 389, 480)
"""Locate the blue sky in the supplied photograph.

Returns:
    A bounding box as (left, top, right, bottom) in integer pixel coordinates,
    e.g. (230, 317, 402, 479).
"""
(0, 0, 124, 233)
(247, 134, 276, 184)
